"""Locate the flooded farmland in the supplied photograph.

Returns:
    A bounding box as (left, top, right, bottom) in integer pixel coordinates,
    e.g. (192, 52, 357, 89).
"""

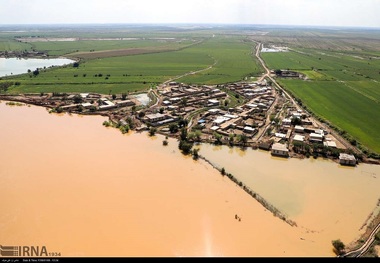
(1, 101, 379, 257)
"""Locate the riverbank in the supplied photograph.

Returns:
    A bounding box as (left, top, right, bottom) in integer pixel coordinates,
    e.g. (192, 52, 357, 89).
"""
(0, 93, 379, 167)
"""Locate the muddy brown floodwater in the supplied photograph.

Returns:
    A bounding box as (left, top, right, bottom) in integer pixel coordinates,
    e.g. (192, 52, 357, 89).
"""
(1, 101, 380, 257)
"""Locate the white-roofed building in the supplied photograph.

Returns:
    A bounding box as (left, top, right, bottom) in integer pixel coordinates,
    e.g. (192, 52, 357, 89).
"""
(213, 116, 230, 125)
(310, 133, 324, 143)
(275, 133, 286, 139)
(271, 143, 289, 157)
(339, 153, 356, 166)
(293, 134, 305, 142)
(324, 140, 337, 148)
(243, 126, 256, 133)
(294, 125, 304, 133)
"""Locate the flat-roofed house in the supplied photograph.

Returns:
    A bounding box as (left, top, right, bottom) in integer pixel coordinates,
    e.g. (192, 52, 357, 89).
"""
(293, 134, 305, 142)
(208, 99, 219, 106)
(339, 153, 356, 166)
(145, 113, 166, 123)
(243, 126, 256, 134)
(294, 125, 304, 133)
(271, 143, 289, 157)
(323, 140, 337, 148)
(309, 133, 324, 143)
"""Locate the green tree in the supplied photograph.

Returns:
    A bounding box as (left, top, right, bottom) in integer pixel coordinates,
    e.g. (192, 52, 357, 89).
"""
(229, 133, 235, 146)
(180, 127, 188, 141)
(194, 130, 202, 142)
(138, 111, 145, 118)
(178, 140, 193, 155)
(192, 148, 200, 160)
(33, 69, 39, 76)
(237, 134, 248, 146)
(291, 116, 302, 126)
(178, 117, 188, 128)
(169, 123, 179, 133)
(214, 132, 223, 145)
(180, 97, 188, 109)
(149, 127, 157, 136)
(73, 94, 83, 104)
(332, 239, 345, 256)
(119, 124, 130, 134)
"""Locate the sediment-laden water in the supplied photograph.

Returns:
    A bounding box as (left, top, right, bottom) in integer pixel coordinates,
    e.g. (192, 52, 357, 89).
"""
(1, 101, 379, 257)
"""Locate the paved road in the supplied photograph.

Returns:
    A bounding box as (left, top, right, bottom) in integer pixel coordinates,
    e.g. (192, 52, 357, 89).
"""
(342, 221, 380, 257)
(253, 41, 361, 154)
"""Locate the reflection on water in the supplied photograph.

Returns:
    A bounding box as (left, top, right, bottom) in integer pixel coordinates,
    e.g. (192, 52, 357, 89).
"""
(133, 93, 150, 106)
(1, 101, 379, 257)
(0, 57, 75, 77)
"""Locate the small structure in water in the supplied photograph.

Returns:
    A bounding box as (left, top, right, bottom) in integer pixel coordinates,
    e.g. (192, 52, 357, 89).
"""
(271, 143, 289, 158)
(339, 153, 357, 166)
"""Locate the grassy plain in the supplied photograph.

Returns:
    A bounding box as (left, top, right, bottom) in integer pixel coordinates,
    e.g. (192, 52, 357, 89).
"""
(1, 28, 264, 94)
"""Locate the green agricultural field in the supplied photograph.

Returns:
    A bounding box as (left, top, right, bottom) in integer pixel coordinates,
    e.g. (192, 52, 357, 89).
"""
(5, 50, 214, 94)
(177, 36, 263, 85)
(30, 39, 189, 57)
(262, 49, 380, 80)
(278, 79, 380, 154)
(0, 39, 31, 51)
(2, 34, 263, 94)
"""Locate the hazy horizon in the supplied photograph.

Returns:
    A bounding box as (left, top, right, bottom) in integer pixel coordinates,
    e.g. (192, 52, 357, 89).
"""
(1, 23, 379, 31)
(1, 0, 380, 28)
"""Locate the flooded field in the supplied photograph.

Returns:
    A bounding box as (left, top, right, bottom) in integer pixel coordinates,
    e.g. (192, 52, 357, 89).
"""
(194, 144, 380, 249)
(1, 101, 379, 257)
(0, 57, 75, 77)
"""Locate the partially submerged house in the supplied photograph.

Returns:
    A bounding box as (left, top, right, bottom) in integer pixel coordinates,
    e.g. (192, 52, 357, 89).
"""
(339, 153, 357, 166)
(271, 143, 289, 157)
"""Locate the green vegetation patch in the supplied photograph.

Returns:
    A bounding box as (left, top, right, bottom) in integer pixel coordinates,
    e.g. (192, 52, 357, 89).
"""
(177, 36, 264, 85)
(3, 35, 264, 94)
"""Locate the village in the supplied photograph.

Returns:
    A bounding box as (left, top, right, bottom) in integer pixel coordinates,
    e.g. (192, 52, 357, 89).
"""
(0, 75, 362, 167)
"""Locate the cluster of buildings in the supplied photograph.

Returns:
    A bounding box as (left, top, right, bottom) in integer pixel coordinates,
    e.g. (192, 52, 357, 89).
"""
(146, 80, 357, 166)
(2, 77, 357, 166)
(49, 93, 136, 112)
(150, 81, 276, 142)
(267, 107, 357, 166)
(142, 82, 228, 126)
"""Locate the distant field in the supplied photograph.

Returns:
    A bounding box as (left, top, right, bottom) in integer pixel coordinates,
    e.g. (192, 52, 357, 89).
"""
(262, 50, 380, 81)
(3, 34, 263, 94)
(251, 28, 380, 52)
(6, 50, 214, 94)
(30, 38, 197, 57)
(177, 36, 264, 84)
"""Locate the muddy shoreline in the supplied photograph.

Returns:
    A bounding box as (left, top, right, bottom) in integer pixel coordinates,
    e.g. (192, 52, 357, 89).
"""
(1, 93, 379, 166)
